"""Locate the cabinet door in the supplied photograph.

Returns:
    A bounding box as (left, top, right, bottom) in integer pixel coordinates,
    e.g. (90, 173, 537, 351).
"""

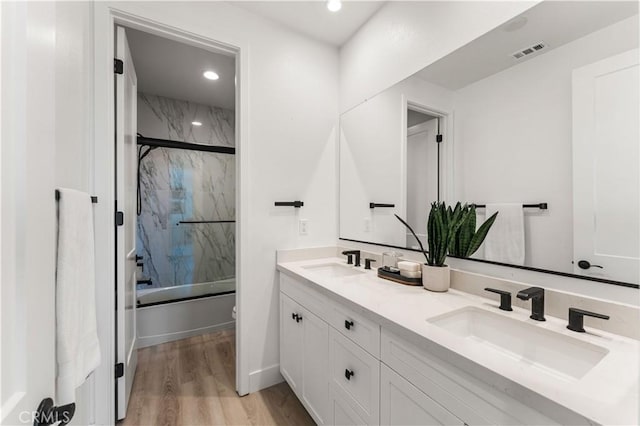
(330, 328, 380, 425)
(331, 393, 368, 426)
(301, 306, 330, 424)
(280, 293, 303, 393)
(380, 364, 465, 426)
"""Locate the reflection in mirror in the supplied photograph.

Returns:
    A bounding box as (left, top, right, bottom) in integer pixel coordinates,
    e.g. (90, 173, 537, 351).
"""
(339, 1, 639, 285)
(406, 108, 440, 249)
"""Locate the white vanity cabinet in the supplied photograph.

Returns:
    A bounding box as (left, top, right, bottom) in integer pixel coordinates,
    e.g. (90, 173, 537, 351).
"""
(279, 272, 574, 426)
(280, 292, 330, 424)
(380, 364, 464, 426)
(329, 329, 380, 425)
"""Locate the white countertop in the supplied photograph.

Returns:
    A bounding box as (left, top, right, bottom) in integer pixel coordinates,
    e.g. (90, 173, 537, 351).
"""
(277, 257, 640, 426)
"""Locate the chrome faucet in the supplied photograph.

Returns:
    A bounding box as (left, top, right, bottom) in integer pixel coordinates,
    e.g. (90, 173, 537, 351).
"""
(517, 287, 546, 321)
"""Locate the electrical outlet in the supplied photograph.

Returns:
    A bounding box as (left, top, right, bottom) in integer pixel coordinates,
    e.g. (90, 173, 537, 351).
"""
(364, 217, 371, 232)
(299, 219, 309, 235)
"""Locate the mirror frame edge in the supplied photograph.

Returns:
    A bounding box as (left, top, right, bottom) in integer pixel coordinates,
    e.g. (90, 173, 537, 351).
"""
(338, 237, 640, 289)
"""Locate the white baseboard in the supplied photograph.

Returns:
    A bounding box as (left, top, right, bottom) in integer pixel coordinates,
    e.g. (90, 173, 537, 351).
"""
(137, 321, 235, 348)
(248, 364, 284, 393)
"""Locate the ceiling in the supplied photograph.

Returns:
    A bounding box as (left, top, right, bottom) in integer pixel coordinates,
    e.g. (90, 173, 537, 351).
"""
(234, 1, 386, 46)
(416, 1, 639, 90)
(126, 28, 236, 110)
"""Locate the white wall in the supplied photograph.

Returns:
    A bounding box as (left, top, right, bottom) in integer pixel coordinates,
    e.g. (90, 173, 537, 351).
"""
(453, 16, 639, 273)
(339, 76, 453, 247)
(93, 1, 339, 410)
(0, 2, 95, 424)
(54, 2, 96, 424)
(339, 1, 539, 112)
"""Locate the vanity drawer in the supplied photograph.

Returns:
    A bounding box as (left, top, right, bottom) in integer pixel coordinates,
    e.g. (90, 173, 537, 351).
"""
(328, 301, 380, 357)
(380, 329, 561, 426)
(330, 328, 380, 425)
(280, 272, 330, 321)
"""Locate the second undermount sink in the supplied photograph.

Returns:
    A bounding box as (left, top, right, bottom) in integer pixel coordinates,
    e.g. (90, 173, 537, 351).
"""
(428, 307, 609, 380)
(302, 263, 365, 278)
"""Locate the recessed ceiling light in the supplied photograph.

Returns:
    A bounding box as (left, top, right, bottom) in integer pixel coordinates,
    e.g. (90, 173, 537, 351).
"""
(192, 121, 202, 126)
(502, 16, 528, 32)
(327, 0, 341, 12)
(203, 70, 219, 80)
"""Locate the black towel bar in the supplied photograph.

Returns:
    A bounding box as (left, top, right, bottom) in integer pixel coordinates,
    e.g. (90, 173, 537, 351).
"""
(275, 201, 304, 208)
(471, 203, 548, 210)
(369, 203, 395, 209)
(177, 220, 235, 225)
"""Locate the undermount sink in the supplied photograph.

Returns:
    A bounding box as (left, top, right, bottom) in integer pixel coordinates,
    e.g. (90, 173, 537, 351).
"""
(302, 263, 365, 278)
(428, 307, 609, 380)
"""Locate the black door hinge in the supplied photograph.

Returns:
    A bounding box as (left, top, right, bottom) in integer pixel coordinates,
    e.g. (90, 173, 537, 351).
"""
(436, 134, 443, 143)
(115, 363, 124, 379)
(115, 211, 124, 226)
(114, 58, 124, 75)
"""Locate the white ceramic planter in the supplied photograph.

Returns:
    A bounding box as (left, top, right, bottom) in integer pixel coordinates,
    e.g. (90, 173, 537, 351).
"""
(422, 264, 450, 292)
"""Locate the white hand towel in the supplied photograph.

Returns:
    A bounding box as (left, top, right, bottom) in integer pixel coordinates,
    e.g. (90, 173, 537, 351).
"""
(483, 203, 525, 265)
(56, 188, 101, 405)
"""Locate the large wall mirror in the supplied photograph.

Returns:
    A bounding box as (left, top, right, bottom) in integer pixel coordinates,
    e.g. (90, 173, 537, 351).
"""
(339, 1, 639, 286)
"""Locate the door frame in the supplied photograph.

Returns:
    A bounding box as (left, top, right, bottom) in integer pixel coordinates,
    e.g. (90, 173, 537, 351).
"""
(92, 5, 249, 424)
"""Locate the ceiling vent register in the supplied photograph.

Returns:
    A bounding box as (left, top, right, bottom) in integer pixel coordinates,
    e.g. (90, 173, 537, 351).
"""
(511, 41, 547, 59)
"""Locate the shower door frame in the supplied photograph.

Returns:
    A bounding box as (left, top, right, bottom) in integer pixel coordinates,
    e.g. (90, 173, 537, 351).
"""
(92, 5, 249, 425)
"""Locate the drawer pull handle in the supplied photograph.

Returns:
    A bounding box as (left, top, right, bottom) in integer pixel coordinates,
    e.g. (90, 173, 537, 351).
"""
(344, 320, 354, 330)
(344, 369, 355, 380)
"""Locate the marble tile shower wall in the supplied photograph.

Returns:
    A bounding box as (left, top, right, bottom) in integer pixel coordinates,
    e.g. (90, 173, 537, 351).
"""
(137, 93, 235, 289)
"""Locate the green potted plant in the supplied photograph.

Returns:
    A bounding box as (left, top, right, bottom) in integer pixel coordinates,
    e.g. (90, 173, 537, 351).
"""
(449, 204, 498, 258)
(395, 202, 498, 292)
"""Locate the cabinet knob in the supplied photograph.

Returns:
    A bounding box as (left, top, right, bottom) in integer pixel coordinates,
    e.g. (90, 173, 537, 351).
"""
(344, 369, 355, 380)
(344, 320, 354, 330)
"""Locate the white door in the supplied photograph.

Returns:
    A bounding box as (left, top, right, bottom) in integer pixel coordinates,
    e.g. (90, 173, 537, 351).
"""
(115, 26, 138, 420)
(572, 49, 639, 283)
(301, 307, 329, 425)
(406, 118, 439, 248)
(380, 365, 464, 426)
(280, 293, 303, 393)
(1, 2, 59, 424)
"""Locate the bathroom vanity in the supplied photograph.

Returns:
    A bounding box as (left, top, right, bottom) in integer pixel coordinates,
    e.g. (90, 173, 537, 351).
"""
(277, 252, 639, 426)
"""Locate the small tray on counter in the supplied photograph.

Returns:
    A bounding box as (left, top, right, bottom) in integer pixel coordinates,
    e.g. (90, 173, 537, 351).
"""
(377, 267, 422, 286)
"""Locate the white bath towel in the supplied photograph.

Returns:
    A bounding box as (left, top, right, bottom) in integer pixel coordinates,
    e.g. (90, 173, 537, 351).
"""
(483, 203, 525, 265)
(56, 188, 101, 405)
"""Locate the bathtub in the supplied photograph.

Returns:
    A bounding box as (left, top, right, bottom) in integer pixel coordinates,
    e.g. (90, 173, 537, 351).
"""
(137, 277, 236, 306)
(136, 278, 236, 348)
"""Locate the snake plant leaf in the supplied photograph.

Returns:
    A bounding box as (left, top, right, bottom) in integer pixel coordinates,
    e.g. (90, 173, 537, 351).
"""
(446, 204, 498, 258)
(394, 213, 429, 263)
(398, 202, 480, 267)
(465, 211, 499, 257)
(458, 208, 476, 256)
